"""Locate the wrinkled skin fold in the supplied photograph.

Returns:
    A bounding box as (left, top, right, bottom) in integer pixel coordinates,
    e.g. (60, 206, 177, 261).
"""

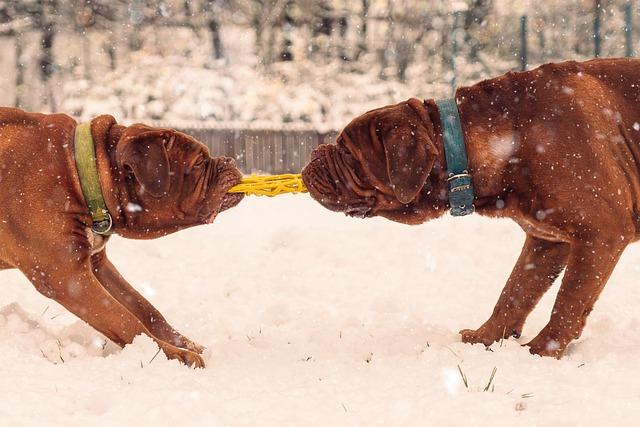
(302, 58, 640, 358)
(303, 98, 447, 224)
(0, 109, 244, 368)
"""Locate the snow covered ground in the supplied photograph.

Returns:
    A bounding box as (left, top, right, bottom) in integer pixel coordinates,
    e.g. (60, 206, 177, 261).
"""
(2, 195, 640, 425)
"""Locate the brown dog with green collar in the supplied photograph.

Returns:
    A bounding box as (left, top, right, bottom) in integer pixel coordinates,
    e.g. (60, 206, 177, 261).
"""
(302, 58, 640, 357)
(0, 110, 243, 367)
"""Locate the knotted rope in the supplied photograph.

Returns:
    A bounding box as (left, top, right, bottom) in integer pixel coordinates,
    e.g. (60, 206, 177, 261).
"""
(228, 173, 308, 197)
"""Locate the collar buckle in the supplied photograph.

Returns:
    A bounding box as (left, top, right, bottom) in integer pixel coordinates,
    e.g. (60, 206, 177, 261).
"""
(92, 213, 113, 235)
(447, 171, 471, 182)
(447, 171, 475, 216)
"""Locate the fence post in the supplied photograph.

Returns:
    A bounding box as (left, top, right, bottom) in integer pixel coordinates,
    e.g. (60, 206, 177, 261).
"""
(594, 0, 602, 57)
(520, 15, 528, 70)
(625, 2, 634, 57)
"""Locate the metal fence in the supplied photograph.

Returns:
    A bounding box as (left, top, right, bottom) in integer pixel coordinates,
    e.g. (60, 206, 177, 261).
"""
(154, 122, 339, 174)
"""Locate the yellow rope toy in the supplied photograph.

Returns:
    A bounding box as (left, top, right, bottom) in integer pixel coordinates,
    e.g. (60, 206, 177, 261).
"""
(228, 173, 308, 196)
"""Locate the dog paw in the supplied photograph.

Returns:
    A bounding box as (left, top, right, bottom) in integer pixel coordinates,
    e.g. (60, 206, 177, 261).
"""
(166, 331, 206, 354)
(460, 322, 521, 347)
(180, 337, 206, 354)
(525, 332, 568, 359)
(459, 328, 499, 347)
(160, 343, 205, 368)
(524, 324, 571, 358)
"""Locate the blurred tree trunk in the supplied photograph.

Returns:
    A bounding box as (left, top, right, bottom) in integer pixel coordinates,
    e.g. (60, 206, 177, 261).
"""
(317, 2, 332, 37)
(266, 20, 276, 64)
(594, 0, 602, 57)
(252, 11, 263, 58)
(571, 3, 590, 56)
(77, 6, 93, 81)
(396, 38, 412, 82)
(39, 19, 55, 81)
(251, 0, 285, 66)
(355, 0, 369, 60)
(440, 13, 452, 66)
(204, 0, 224, 60)
(127, 0, 145, 51)
(464, 0, 493, 60)
(209, 18, 223, 59)
(36, 0, 57, 111)
(104, 36, 117, 70)
(15, 32, 24, 108)
(338, 11, 349, 61)
(378, 0, 394, 80)
(279, 0, 293, 61)
(82, 32, 91, 80)
(309, 0, 332, 57)
(183, 0, 192, 17)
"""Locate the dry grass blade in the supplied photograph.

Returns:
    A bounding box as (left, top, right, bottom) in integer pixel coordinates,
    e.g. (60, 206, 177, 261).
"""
(148, 347, 162, 365)
(484, 366, 497, 392)
(457, 364, 469, 389)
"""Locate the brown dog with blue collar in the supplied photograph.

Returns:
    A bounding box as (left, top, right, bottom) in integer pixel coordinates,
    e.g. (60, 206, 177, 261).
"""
(0, 110, 244, 367)
(302, 58, 640, 357)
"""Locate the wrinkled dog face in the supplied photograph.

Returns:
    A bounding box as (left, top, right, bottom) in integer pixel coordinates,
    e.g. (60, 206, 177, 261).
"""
(302, 98, 446, 225)
(116, 124, 243, 238)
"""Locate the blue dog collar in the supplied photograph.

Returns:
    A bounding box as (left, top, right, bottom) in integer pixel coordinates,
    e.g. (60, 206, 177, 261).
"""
(435, 98, 475, 216)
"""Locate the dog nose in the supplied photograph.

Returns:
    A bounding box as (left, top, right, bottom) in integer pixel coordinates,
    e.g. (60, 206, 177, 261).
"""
(302, 156, 335, 195)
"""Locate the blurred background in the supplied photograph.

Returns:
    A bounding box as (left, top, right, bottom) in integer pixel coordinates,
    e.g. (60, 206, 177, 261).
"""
(0, 0, 637, 172)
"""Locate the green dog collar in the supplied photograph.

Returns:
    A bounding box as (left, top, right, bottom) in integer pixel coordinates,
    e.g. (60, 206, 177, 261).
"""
(74, 122, 114, 235)
(435, 98, 475, 216)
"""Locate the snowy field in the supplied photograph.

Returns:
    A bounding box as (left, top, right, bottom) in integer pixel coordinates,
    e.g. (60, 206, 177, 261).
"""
(2, 195, 640, 425)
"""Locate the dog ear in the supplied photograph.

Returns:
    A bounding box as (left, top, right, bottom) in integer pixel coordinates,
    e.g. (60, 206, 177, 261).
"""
(116, 125, 171, 198)
(380, 99, 438, 204)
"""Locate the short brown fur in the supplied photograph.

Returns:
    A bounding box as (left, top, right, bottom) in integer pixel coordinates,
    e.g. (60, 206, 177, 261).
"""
(302, 58, 640, 357)
(0, 110, 244, 367)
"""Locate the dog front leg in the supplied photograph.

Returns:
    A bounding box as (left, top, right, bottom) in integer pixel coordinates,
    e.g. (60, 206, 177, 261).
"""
(460, 235, 570, 346)
(526, 237, 626, 357)
(90, 249, 204, 353)
(23, 257, 205, 367)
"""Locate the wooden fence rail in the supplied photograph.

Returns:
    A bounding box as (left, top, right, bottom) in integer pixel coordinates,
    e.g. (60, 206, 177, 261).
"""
(153, 122, 339, 174)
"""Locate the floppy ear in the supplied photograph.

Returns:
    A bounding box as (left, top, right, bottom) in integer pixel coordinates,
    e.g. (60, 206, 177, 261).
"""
(381, 99, 438, 204)
(116, 127, 171, 198)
